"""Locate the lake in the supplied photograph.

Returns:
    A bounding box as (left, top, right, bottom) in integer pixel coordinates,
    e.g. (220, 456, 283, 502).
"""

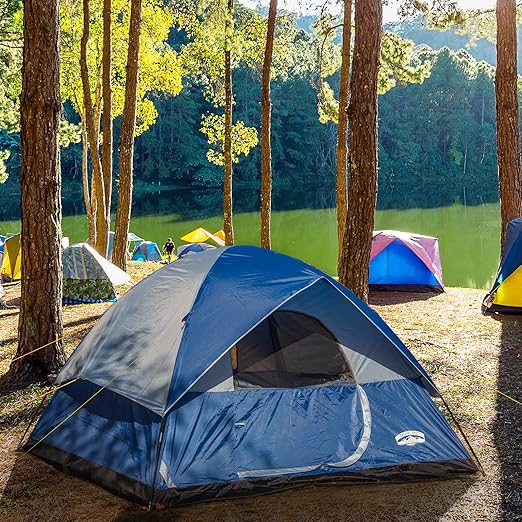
(0, 187, 501, 289)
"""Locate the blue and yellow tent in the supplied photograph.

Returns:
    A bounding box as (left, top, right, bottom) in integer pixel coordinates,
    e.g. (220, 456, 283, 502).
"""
(26, 247, 476, 506)
(483, 218, 522, 313)
(0, 234, 21, 281)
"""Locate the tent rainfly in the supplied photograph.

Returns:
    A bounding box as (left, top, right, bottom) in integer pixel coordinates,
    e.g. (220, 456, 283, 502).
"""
(177, 242, 216, 258)
(180, 227, 225, 246)
(0, 234, 21, 281)
(370, 230, 444, 292)
(131, 241, 163, 262)
(483, 217, 522, 313)
(26, 247, 477, 507)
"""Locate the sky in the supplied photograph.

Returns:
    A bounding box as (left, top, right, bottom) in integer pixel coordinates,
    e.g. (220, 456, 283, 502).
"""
(243, 0, 496, 23)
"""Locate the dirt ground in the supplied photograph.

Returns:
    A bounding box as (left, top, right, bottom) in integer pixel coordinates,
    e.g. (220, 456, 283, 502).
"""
(0, 265, 521, 521)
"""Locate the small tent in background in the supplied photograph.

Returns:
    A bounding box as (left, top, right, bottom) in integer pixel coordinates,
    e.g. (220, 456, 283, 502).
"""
(213, 229, 225, 242)
(370, 231, 444, 292)
(63, 243, 131, 304)
(180, 227, 225, 246)
(483, 217, 522, 313)
(27, 246, 476, 507)
(177, 242, 216, 258)
(107, 231, 143, 260)
(0, 235, 5, 268)
(0, 234, 21, 281)
(131, 241, 162, 262)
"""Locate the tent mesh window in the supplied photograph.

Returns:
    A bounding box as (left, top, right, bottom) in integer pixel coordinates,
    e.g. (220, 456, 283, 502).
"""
(232, 311, 353, 389)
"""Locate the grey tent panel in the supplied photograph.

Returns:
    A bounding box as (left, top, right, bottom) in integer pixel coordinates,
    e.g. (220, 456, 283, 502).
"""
(278, 279, 419, 384)
(57, 247, 227, 414)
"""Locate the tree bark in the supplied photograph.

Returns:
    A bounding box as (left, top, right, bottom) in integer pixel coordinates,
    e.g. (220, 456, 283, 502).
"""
(80, 0, 108, 257)
(496, 0, 522, 249)
(338, 0, 382, 303)
(113, 0, 142, 270)
(9, 0, 65, 382)
(223, 0, 234, 246)
(336, 0, 352, 264)
(260, 0, 277, 249)
(102, 0, 112, 227)
(81, 118, 97, 246)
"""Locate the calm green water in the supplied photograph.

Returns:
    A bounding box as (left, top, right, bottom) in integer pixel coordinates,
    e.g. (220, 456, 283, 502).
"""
(0, 192, 501, 289)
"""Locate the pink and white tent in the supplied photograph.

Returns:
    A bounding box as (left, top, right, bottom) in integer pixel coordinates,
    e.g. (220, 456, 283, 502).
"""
(370, 230, 444, 292)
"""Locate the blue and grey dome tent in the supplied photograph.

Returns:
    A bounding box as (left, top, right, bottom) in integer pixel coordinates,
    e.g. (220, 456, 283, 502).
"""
(25, 246, 477, 507)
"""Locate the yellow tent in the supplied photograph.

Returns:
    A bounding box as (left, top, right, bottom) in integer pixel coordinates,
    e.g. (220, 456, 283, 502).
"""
(213, 229, 225, 242)
(180, 227, 225, 246)
(1, 234, 21, 281)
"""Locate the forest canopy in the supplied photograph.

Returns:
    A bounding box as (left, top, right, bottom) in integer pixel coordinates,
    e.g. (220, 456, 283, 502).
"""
(0, 4, 507, 218)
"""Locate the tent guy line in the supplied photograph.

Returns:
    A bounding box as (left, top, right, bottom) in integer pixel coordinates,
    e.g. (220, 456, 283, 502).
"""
(10, 337, 64, 363)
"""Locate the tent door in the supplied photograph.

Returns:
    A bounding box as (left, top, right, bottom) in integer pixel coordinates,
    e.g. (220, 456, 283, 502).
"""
(235, 384, 371, 480)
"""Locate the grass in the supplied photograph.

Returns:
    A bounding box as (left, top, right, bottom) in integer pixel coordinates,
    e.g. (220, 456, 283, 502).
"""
(0, 265, 521, 521)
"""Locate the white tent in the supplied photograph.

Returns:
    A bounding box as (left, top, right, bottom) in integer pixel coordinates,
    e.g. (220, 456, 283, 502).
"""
(63, 243, 131, 285)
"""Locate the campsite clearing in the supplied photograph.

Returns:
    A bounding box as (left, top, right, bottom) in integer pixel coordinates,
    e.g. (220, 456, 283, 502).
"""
(0, 263, 521, 521)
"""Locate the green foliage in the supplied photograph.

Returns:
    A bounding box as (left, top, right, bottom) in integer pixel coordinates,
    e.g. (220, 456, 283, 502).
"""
(0, 6, 507, 214)
(177, 1, 265, 104)
(60, 0, 183, 137)
(200, 112, 258, 165)
(378, 32, 432, 94)
(0, 149, 9, 183)
(59, 121, 82, 147)
(398, 0, 467, 28)
(0, 0, 22, 135)
(379, 47, 498, 208)
(175, 0, 264, 168)
(317, 29, 431, 124)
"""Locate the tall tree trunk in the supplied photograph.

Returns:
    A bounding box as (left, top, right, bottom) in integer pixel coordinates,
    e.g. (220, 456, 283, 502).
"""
(102, 0, 112, 232)
(336, 0, 352, 265)
(260, 0, 277, 249)
(9, 0, 65, 382)
(223, 0, 234, 246)
(80, 0, 107, 256)
(113, 0, 142, 270)
(338, 0, 382, 303)
(496, 0, 522, 249)
(81, 119, 97, 246)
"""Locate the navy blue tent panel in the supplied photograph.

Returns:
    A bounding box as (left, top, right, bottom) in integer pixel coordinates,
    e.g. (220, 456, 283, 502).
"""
(156, 379, 471, 499)
(29, 380, 160, 502)
(177, 242, 215, 258)
(370, 240, 439, 287)
(27, 246, 476, 506)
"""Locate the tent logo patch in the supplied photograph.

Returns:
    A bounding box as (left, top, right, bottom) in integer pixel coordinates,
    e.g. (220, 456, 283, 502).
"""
(395, 430, 426, 446)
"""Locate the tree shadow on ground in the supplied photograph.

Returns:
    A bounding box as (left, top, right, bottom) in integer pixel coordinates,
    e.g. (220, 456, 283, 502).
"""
(1, 451, 131, 521)
(493, 313, 522, 521)
(63, 312, 104, 329)
(369, 290, 440, 306)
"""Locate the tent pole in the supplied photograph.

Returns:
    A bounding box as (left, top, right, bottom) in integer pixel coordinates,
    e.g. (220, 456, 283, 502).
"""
(440, 395, 485, 475)
(148, 415, 167, 511)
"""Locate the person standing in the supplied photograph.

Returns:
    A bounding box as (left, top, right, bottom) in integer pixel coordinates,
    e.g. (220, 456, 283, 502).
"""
(163, 238, 176, 263)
